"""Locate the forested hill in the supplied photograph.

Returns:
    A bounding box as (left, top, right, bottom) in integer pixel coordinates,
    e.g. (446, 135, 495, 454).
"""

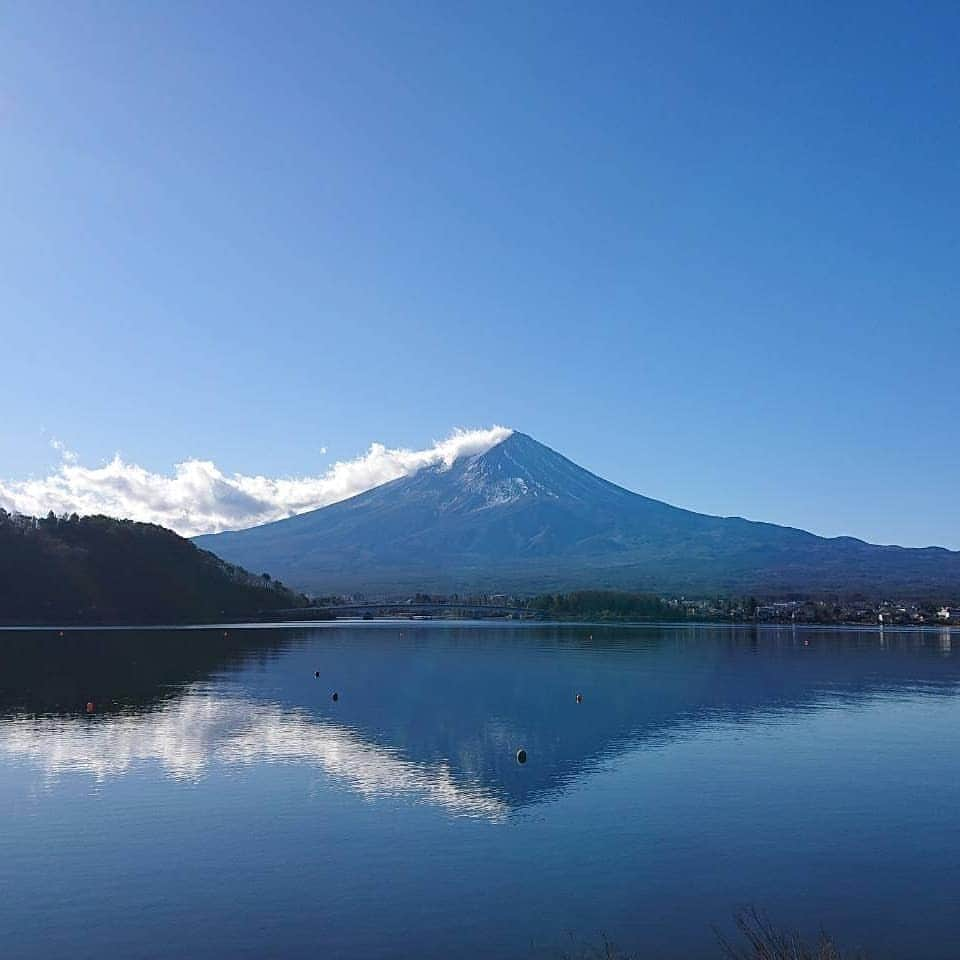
(0, 511, 309, 625)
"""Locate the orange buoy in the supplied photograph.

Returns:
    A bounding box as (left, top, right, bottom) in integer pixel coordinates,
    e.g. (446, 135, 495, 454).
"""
(85, 701, 95, 714)
(516, 748, 527, 764)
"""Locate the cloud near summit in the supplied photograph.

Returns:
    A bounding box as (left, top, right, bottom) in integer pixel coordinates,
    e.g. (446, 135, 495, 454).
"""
(0, 427, 513, 537)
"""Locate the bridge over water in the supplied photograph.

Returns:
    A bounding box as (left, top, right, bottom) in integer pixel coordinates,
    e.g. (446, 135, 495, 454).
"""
(266, 601, 543, 621)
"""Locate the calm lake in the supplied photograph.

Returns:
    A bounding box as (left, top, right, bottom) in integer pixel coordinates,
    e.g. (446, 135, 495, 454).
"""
(2, 622, 959, 959)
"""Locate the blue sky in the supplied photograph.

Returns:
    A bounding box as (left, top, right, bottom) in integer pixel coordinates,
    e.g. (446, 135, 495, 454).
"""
(1, 1, 958, 546)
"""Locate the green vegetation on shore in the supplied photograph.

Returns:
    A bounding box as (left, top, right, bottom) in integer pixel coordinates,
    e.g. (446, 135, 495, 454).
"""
(0, 510, 308, 624)
(525, 590, 684, 621)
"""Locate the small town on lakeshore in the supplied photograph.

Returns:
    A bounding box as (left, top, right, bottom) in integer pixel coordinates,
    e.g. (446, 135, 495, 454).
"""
(291, 591, 960, 626)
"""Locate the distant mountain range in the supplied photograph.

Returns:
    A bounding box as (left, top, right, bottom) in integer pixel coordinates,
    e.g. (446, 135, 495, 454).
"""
(195, 432, 960, 598)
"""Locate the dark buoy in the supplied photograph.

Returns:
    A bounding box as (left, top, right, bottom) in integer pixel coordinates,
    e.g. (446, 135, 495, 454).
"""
(314, 671, 320, 678)
(85, 701, 95, 714)
(575, 693, 583, 704)
(331, 691, 339, 702)
(516, 748, 527, 764)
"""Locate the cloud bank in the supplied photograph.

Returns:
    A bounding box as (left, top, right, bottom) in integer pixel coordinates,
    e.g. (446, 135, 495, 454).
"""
(0, 426, 513, 537)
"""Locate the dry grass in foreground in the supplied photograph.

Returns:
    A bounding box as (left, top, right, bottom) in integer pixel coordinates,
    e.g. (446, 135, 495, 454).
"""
(717, 908, 864, 960)
(557, 908, 865, 960)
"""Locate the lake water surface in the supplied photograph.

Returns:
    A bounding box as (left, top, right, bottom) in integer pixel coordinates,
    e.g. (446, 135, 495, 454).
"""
(2, 623, 959, 959)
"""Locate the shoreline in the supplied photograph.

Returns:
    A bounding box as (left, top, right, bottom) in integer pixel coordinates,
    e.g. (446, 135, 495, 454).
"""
(1, 618, 958, 633)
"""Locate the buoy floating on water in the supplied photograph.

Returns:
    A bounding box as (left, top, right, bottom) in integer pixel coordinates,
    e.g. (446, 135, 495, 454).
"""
(85, 701, 95, 714)
(58, 631, 64, 638)
(575, 693, 583, 704)
(331, 692, 339, 702)
(516, 748, 527, 764)
(314, 671, 320, 678)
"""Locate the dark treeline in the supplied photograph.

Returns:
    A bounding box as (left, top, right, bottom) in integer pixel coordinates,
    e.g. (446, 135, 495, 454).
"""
(0, 510, 309, 624)
(525, 590, 684, 621)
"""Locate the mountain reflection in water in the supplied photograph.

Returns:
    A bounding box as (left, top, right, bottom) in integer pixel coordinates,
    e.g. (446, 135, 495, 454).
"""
(2, 623, 959, 816)
(4, 622, 960, 960)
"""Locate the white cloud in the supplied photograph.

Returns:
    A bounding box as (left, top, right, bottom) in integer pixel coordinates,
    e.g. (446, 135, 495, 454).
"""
(0, 426, 513, 537)
(49, 437, 77, 463)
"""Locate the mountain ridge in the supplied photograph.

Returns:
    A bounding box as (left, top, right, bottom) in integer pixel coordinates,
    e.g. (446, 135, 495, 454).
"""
(194, 432, 960, 598)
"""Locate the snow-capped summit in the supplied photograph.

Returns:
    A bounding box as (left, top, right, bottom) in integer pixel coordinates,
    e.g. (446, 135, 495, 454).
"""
(195, 431, 960, 596)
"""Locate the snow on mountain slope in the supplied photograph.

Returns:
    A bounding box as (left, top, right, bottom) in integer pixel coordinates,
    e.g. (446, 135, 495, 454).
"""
(195, 432, 960, 597)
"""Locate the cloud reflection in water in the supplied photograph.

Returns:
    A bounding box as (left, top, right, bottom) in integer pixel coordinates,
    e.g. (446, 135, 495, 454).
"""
(0, 690, 508, 820)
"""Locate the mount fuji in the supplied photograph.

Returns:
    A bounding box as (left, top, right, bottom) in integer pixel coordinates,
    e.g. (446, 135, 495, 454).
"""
(194, 432, 960, 597)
